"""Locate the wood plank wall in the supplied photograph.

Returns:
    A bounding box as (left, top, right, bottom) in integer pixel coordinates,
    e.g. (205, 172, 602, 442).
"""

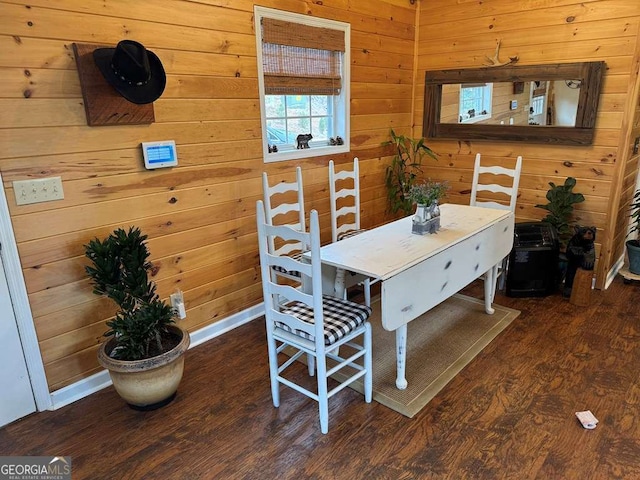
(414, 0, 640, 289)
(0, 0, 416, 391)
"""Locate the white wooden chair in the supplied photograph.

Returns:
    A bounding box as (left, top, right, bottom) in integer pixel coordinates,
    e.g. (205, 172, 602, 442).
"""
(329, 158, 366, 242)
(329, 158, 372, 306)
(470, 153, 523, 299)
(262, 166, 307, 283)
(256, 200, 373, 434)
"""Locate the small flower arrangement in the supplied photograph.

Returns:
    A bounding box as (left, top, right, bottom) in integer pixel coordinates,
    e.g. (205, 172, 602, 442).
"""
(408, 180, 450, 206)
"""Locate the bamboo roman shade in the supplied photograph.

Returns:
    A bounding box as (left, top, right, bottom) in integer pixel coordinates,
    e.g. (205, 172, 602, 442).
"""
(261, 18, 345, 95)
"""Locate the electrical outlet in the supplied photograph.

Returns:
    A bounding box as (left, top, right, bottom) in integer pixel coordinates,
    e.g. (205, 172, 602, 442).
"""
(13, 177, 64, 205)
(170, 290, 186, 319)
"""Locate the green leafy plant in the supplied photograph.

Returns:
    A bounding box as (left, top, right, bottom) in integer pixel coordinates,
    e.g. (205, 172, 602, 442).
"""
(382, 129, 438, 216)
(408, 179, 450, 206)
(85, 227, 176, 361)
(535, 177, 585, 249)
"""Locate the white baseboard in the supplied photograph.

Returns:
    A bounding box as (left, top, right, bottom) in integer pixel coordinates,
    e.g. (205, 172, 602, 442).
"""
(49, 302, 265, 410)
(50, 370, 113, 410)
(605, 254, 625, 289)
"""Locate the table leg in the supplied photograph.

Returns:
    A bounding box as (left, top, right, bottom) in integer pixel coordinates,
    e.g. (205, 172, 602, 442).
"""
(483, 264, 498, 314)
(334, 267, 346, 299)
(395, 324, 408, 390)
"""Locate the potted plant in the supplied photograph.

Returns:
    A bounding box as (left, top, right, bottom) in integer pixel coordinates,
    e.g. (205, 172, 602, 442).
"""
(85, 227, 190, 410)
(535, 177, 585, 251)
(407, 179, 450, 235)
(382, 129, 438, 216)
(626, 189, 640, 274)
(535, 177, 585, 288)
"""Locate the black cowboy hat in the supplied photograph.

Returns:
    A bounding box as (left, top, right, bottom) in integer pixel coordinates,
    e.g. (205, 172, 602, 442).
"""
(93, 40, 166, 105)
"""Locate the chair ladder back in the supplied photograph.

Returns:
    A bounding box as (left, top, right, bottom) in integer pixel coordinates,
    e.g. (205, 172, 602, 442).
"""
(262, 166, 307, 256)
(470, 153, 522, 213)
(329, 158, 361, 243)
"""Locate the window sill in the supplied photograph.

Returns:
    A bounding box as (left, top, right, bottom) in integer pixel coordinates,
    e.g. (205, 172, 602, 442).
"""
(262, 143, 349, 163)
(460, 114, 491, 125)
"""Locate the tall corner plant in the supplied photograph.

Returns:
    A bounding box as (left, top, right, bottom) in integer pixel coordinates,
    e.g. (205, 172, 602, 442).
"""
(382, 129, 438, 216)
(535, 176, 585, 249)
(84, 227, 176, 361)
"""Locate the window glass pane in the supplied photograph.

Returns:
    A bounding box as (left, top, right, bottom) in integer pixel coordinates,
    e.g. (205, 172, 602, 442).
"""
(288, 117, 311, 138)
(266, 119, 289, 145)
(311, 96, 329, 116)
(265, 95, 285, 118)
(286, 95, 310, 117)
(312, 118, 329, 141)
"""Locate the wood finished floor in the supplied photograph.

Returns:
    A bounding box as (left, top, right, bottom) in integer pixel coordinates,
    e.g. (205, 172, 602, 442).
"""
(2, 277, 640, 479)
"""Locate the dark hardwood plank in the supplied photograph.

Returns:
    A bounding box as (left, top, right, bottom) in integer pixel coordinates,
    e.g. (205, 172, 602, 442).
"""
(2, 277, 640, 479)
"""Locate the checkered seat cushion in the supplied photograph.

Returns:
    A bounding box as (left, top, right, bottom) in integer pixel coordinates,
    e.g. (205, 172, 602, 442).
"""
(278, 295, 372, 345)
(337, 229, 367, 241)
(272, 251, 305, 278)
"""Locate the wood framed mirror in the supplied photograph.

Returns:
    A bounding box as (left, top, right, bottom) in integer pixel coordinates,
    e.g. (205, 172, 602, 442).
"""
(422, 61, 605, 145)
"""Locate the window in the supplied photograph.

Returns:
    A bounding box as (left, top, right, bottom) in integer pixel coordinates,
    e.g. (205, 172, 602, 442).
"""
(255, 7, 350, 163)
(459, 83, 493, 124)
(531, 95, 544, 115)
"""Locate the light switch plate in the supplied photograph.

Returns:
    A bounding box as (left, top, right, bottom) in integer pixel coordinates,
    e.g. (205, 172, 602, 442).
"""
(13, 177, 64, 205)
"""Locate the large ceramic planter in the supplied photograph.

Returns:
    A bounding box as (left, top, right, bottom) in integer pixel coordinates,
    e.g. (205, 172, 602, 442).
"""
(98, 325, 190, 410)
(626, 240, 640, 275)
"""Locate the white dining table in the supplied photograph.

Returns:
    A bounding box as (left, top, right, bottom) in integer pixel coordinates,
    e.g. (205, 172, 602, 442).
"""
(317, 203, 515, 389)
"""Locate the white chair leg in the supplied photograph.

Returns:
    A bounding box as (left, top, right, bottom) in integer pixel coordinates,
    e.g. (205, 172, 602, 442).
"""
(266, 336, 280, 407)
(363, 323, 372, 403)
(307, 354, 315, 376)
(498, 256, 508, 291)
(316, 355, 329, 434)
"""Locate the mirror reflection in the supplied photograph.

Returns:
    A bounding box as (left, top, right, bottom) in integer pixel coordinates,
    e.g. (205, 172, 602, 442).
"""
(439, 80, 582, 127)
(422, 61, 605, 145)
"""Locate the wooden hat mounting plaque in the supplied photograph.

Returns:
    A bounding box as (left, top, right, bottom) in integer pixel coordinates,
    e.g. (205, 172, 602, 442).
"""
(72, 43, 155, 126)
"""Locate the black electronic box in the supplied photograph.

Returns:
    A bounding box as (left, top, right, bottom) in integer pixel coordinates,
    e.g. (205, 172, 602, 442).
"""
(506, 222, 559, 297)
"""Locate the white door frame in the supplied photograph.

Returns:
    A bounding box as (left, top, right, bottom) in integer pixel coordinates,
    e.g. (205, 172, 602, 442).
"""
(0, 173, 51, 411)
